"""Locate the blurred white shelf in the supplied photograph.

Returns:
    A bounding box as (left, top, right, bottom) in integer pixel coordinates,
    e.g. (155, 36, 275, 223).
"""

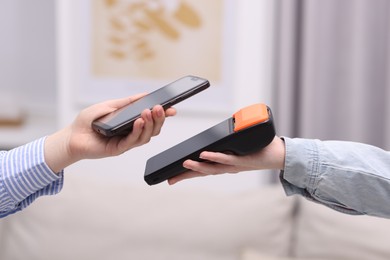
(0, 114, 58, 149)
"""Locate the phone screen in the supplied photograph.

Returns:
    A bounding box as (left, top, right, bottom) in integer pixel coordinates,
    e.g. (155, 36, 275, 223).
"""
(97, 87, 173, 125)
(93, 76, 209, 136)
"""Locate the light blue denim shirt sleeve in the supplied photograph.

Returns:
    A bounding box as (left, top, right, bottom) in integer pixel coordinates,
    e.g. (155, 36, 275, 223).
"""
(0, 137, 64, 218)
(279, 137, 390, 218)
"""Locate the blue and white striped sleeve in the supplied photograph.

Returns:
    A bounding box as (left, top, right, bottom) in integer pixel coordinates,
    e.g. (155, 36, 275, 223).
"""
(0, 137, 64, 218)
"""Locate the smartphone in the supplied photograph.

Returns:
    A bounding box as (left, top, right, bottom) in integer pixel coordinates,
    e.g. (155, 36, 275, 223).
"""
(92, 75, 210, 137)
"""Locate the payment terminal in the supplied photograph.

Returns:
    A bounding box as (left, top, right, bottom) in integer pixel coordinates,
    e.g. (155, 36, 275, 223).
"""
(144, 103, 276, 185)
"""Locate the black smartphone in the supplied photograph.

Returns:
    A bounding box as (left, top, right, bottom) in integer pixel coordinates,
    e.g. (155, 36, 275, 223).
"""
(92, 75, 210, 137)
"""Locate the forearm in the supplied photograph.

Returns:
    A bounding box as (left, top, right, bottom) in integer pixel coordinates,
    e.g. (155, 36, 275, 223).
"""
(281, 137, 390, 218)
(0, 137, 63, 217)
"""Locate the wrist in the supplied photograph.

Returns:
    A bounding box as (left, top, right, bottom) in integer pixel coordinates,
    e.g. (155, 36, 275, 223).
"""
(44, 127, 77, 173)
(276, 137, 286, 170)
(265, 136, 286, 170)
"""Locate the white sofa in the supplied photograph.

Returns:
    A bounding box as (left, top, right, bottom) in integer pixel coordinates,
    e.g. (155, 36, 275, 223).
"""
(1, 173, 390, 260)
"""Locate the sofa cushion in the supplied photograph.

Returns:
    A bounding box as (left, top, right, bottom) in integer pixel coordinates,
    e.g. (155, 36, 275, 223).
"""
(0, 175, 294, 260)
(241, 248, 297, 260)
(294, 198, 390, 260)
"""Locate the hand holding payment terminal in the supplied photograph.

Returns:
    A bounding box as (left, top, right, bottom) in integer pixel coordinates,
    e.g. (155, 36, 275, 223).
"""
(144, 103, 276, 185)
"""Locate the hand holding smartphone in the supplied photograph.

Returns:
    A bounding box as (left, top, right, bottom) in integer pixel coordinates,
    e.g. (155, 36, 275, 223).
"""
(92, 75, 210, 137)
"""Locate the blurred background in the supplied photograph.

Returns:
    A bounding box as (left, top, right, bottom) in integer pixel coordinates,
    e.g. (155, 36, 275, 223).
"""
(1, 1, 390, 259)
(2, 0, 390, 189)
(0, 0, 275, 191)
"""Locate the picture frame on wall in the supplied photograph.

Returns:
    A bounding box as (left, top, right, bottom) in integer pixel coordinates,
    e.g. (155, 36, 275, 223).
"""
(75, 0, 236, 113)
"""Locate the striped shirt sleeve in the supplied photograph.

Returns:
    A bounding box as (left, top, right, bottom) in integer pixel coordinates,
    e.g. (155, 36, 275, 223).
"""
(0, 137, 64, 218)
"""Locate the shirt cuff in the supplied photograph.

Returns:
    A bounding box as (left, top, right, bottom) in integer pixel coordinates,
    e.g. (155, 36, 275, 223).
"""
(278, 137, 360, 215)
(0, 137, 64, 217)
(279, 137, 319, 195)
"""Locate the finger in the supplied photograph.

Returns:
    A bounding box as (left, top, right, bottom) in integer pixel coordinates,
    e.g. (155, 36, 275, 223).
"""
(85, 93, 148, 121)
(151, 105, 165, 136)
(129, 93, 148, 103)
(118, 118, 145, 152)
(168, 170, 207, 185)
(165, 107, 177, 117)
(199, 151, 242, 166)
(183, 159, 240, 175)
(102, 93, 146, 110)
(137, 109, 154, 145)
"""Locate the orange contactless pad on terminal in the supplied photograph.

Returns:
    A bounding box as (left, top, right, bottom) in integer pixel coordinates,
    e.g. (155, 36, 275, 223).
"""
(233, 103, 269, 132)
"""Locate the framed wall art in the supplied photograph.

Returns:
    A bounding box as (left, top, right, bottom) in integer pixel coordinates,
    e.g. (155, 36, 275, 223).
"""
(73, 0, 236, 113)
